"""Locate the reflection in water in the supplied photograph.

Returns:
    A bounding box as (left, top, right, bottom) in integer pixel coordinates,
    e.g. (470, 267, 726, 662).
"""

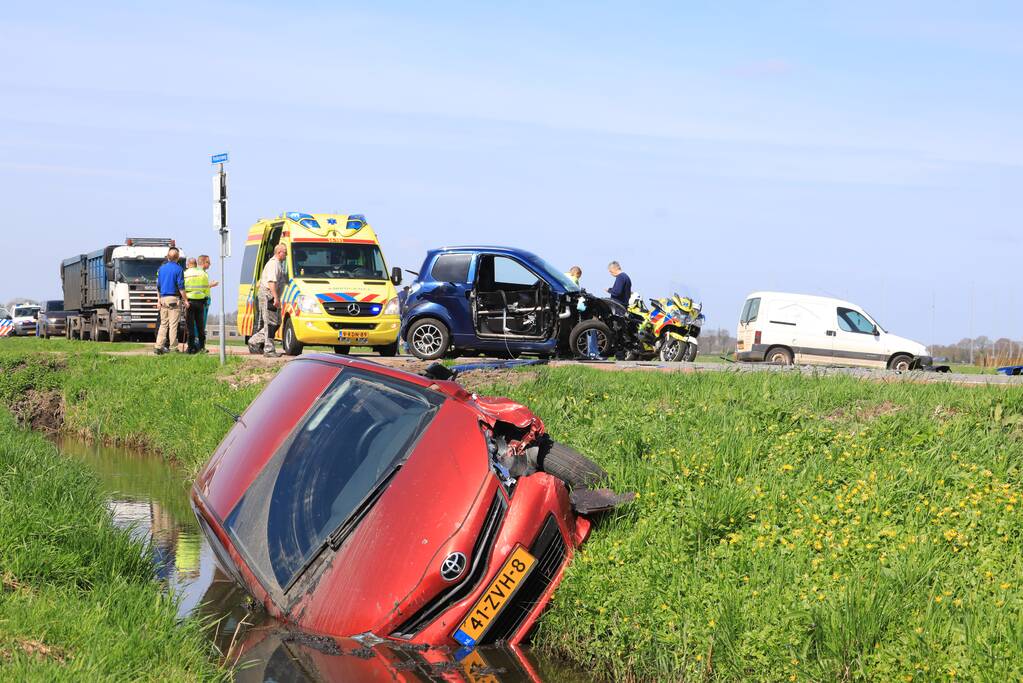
(59, 439, 595, 682)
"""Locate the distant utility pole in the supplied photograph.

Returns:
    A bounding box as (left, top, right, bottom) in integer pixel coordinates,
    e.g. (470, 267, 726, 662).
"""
(211, 152, 230, 366)
(969, 281, 975, 365)
(930, 289, 935, 356)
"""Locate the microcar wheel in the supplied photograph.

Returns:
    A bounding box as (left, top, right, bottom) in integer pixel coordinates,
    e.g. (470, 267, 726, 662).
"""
(541, 441, 608, 489)
(408, 318, 450, 360)
(282, 318, 304, 356)
(766, 346, 793, 365)
(888, 354, 913, 372)
(569, 320, 612, 358)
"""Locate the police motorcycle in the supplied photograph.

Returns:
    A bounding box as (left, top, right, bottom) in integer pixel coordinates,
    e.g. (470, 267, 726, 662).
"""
(627, 292, 704, 362)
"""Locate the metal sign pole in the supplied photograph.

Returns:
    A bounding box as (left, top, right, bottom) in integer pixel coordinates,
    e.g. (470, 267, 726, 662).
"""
(211, 153, 230, 366)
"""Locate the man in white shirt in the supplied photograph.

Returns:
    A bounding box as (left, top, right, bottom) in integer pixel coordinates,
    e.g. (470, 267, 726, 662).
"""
(247, 244, 287, 357)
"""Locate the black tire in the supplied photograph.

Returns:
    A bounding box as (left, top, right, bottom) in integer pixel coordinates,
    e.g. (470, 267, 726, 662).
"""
(569, 319, 613, 358)
(541, 441, 608, 489)
(333, 345, 351, 355)
(888, 353, 913, 372)
(377, 341, 399, 357)
(281, 318, 304, 356)
(407, 318, 450, 360)
(765, 346, 793, 365)
(683, 341, 698, 362)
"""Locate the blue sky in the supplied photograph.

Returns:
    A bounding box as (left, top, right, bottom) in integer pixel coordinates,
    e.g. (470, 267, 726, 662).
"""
(2, 1, 1021, 342)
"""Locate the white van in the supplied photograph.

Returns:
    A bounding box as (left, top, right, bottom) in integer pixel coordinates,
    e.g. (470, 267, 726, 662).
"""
(735, 292, 929, 371)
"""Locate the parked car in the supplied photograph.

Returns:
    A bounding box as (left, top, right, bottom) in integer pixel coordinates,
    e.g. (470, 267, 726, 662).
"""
(10, 303, 41, 337)
(36, 300, 68, 339)
(0, 308, 12, 337)
(735, 291, 930, 371)
(400, 246, 640, 360)
(191, 354, 610, 649)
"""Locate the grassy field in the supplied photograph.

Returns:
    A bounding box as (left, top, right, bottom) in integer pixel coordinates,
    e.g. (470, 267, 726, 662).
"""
(494, 368, 1023, 681)
(0, 412, 223, 680)
(2, 337, 1023, 680)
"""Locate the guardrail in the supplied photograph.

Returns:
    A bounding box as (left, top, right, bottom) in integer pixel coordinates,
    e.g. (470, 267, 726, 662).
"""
(205, 325, 240, 338)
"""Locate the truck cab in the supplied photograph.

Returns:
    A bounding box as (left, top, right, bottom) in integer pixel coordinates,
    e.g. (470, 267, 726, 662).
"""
(237, 213, 403, 356)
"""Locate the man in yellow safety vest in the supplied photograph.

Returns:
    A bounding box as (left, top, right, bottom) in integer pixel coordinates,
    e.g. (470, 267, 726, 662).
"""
(184, 258, 211, 353)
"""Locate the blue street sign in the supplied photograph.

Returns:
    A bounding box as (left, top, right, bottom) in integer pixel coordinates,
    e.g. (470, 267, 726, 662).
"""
(211, 152, 229, 164)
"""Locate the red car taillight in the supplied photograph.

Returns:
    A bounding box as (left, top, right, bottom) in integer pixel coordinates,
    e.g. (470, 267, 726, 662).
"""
(754, 330, 762, 345)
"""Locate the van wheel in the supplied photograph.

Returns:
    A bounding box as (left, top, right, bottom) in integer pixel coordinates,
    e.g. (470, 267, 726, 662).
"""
(766, 346, 793, 365)
(333, 345, 350, 355)
(888, 354, 912, 372)
(569, 320, 613, 358)
(282, 319, 304, 356)
(377, 342, 399, 357)
(408, 318, 450, 360)
(541, 441, 608, 489)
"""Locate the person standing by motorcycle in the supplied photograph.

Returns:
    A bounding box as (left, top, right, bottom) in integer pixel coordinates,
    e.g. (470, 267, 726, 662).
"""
(606, 261, 632, 306)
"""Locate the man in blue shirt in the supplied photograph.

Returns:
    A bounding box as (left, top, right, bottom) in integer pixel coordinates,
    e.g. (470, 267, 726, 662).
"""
(154, 247, 189, 354)
(606, 261, 632, 306)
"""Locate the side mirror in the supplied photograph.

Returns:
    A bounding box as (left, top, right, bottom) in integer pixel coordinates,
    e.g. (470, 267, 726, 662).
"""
(391, 266, 402, 286)
(873, 326, 881, 336)
(105, 265, 115, 282)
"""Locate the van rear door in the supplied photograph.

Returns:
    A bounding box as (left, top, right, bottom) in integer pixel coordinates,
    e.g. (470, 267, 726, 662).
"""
(736, 297, 760, 356)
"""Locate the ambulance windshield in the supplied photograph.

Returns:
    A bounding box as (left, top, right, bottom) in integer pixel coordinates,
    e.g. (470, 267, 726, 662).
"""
(292, 244, 387, 280)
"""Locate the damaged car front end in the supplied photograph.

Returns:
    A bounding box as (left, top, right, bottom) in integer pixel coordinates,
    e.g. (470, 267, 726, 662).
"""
(192, 354, 618, 650)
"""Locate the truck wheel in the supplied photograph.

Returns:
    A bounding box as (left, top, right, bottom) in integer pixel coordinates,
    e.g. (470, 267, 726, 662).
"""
(407, 318, 450, 360)
(541, 441, 608, 489)
(569, 319, 612, 358)
(281, 318, 304, 356)
(888, 354, 913, 372)
(377, 342, 399, 357)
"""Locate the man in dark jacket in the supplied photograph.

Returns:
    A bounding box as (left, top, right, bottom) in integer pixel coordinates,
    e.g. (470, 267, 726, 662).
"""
(606, 261, 632, 306)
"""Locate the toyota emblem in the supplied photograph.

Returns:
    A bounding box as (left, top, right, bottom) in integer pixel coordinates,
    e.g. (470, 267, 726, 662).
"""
(347, 303, 361, 316)
(440, 552, 467, 582)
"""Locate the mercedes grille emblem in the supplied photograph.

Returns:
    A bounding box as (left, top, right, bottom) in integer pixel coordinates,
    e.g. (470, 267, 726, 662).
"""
(347, 303, 361, 316)
(440, 552, 467, 582)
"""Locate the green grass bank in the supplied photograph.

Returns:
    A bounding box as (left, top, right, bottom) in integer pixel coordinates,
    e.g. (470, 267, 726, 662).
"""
(2, 338, 1023, 680)
(0, 412, 223, 680)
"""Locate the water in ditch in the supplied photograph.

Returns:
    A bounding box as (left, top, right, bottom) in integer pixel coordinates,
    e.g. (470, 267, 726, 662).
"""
(60, 438, 594, 682)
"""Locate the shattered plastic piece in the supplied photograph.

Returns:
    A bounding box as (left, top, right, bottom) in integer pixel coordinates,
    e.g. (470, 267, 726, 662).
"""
(570, 488, 637, 515)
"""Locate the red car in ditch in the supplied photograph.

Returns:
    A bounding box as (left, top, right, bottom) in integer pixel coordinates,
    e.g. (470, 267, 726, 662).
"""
(191, 354, 610, 650)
